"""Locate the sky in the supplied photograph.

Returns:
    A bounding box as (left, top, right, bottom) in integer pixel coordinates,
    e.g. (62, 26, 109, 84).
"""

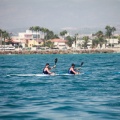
(0, 0, 120, 33)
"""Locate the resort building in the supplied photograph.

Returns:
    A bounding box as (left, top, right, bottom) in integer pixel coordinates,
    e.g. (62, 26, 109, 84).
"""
(11, 36, 26, 48)
(50, 39, 68, 49)
(27, 39, 43, 48)
(72, 38, 92, 49)
(10, 30, 43, 49)
(106, 38, 120, 48)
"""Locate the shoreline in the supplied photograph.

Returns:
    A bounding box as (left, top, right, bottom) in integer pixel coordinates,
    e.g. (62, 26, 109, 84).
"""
(0, 48, 120, 55)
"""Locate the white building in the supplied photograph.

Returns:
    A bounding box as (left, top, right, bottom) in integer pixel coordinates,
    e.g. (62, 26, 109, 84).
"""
(72, 39, 92, 49)
(106, 38, 119, 47)
(50, 39, 68, 49)
(18, 30, 42, 40)
(11, 30, 43, 48)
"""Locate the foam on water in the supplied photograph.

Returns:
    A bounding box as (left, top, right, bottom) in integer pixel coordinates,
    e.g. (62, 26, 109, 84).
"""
(6, 73, 83, 77)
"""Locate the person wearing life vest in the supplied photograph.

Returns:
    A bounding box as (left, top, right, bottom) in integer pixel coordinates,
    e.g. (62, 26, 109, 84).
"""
(43, 63, 56, 75)
(68, 63, 79, 75)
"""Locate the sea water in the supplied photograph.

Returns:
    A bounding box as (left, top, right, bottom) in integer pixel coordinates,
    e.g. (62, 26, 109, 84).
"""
(0, 53, 120, 120)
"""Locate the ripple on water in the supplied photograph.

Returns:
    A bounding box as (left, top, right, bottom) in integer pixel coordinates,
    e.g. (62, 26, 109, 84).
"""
(0, 53, 120, 120)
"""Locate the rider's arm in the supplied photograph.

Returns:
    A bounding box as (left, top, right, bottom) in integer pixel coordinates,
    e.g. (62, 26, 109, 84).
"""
(46, 68, 52, 74)
(50, 65, 56, 69)
(71, 68, 76, 74)
(72, 68, 79, 74)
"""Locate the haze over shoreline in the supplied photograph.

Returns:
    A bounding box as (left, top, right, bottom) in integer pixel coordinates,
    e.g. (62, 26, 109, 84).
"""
(4, 25, 120, 35)
(0, 0, 120, 34)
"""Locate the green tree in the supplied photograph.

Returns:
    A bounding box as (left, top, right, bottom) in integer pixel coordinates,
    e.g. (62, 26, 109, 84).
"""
(105, 26, 116, 47)
(0, 29, 11, 46)
(112, 27, 116, 36)
(54, 34, 59, 39)
(95, 31, 103, 38)
(92, 39, 99, 48)
(46, 30, 55, 40)
(31, 26, 41, 39)
(105, 25, 116, 39)
(29, 26, 59, 47)
(74, 33, 78, 47)
(105, 26, 112, 39)
(92, 30, 107, 48)
(41, 29, 59, 40)
(2, 30, 10, 50)
(29, 26, 35, 33)
(66, 36, 74, 47)
(45, 41, 54, 48)
(41, 27, 49, 47)
(34, 26, 41, 40)
(60, 30, 67, 39)
(95, 31, 106, 47)
(29, 26, 41, 40)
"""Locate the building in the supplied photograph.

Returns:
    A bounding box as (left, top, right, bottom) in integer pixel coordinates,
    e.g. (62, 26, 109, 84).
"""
(27, 39, 43, 48)
(11, 36, 26, 48)
(106, 38, 119, 47)
(50, 39, 68, 49)
(11, 30, 43, 48)
(72, 38, 92, 49)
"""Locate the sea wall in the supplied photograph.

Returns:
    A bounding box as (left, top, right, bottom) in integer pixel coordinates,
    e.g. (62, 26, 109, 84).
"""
(0, 48, 119, 55)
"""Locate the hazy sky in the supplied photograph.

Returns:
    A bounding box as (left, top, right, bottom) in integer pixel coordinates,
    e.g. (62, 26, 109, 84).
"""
(0, 0, 120, 32)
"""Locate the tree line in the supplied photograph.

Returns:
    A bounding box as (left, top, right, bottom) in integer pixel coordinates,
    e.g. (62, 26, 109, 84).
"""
(0, 25, 120, 48)
(29, 25, 120, 48)
(92, 26, 117, 48)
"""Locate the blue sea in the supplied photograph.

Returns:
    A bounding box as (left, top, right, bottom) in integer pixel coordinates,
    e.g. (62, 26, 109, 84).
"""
(0, 53, 120, 120)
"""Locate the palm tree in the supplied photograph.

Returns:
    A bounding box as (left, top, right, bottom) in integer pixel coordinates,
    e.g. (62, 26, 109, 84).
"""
(111, 27, 116, 36)
(111, 27, 116, 47)
(92, 39, 99, 48)
(105, 26, 112, 39)
(29, 26, 36, 46)
(66, 36, 74, 47)
(45, 30, 59, 40)
(93, 30, 107, 48)
(2, 31, 9, 50)
(34, 26, 41, 41)
(60, 30, 67, 39)
(95, 31, 106, 48)
(105, 26, 116, 47)
(54, 34, 59, 39)
(95, 31, 103, 38)
(29, 26, 41, 47)
(46, 30, 54, 40)
(29, 26, 34, 33)
(74, 33, 78, 48)
(41, 27, 49, 47)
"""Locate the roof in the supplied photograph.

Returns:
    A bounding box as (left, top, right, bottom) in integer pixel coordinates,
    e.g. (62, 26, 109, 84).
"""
(50, 39, 66, 43)
(35, 39, 43, 42)
(12, 39, 26, 43)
